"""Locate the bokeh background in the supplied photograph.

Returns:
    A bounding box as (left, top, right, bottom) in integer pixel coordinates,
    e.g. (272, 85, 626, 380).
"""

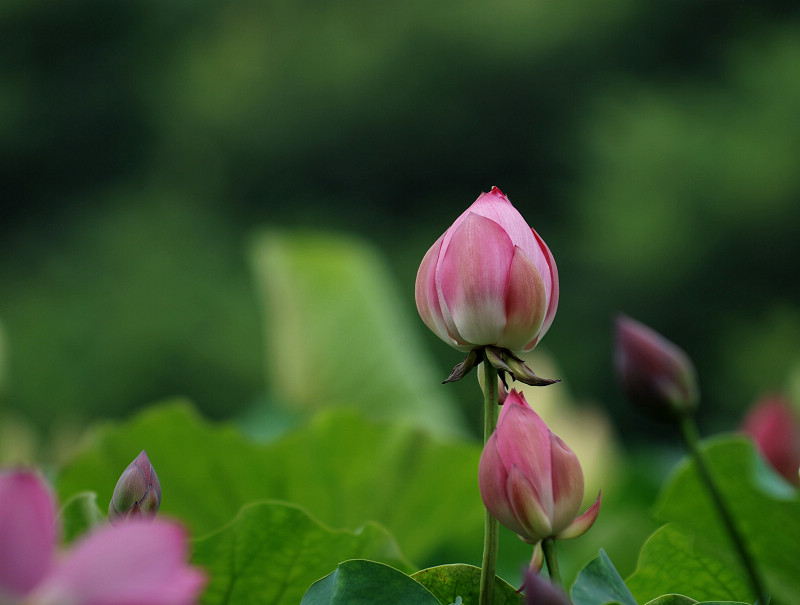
(3, 0, 800, 456)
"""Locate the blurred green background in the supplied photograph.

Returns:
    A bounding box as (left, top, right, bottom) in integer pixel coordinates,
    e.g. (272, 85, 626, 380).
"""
(2, 0, 800, 449)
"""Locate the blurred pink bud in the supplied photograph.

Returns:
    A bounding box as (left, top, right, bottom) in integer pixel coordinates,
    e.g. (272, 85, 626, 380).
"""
(0, 471, 57, 598)
(614, 315, 699, 420)
(478, 390, 601, 546)
(0, 468, 205, 605)
(523, 567, 570, 605)
(109, 450, 162, 525)
(415, 187, 559, 353)
(741, 395, 800, 486)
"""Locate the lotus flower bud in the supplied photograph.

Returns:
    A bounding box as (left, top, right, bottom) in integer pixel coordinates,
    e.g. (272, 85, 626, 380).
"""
(478, 390, 601, 546)
(614, 315, 699, 421)
(415, 187, 558, 354)
(741, 395, 800, 485)
(523, 567, 570, 605)
(108, 450, 161, 525)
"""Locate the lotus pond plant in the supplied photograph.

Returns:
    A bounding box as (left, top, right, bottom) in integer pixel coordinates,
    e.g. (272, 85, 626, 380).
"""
(7, 187, 799, 605)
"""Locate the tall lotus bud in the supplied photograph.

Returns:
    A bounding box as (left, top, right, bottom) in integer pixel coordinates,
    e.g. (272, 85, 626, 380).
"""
(614, 315, 699, 421)
(108, 450, 161, 525)
(741, 395, 800, 485)
(415, 187, 559, 354)
(478, 390, 601, 546)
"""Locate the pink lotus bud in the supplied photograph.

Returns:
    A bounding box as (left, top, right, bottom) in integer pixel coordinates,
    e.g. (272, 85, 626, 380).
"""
(523, 567, 570, 605)
(741, 395, 800, 485)
(614, 315, 699, 420)
(108, 450, 161, 525)
(0, 471, 57, 597)
(415, 187, 559, 353)
(478, 390, 601, 546)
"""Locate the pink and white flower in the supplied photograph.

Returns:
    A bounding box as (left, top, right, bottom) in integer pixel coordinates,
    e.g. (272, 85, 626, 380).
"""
(415, 187, 558, 353)
(0, 469, 205, 605)
(478, 390, 600, 547)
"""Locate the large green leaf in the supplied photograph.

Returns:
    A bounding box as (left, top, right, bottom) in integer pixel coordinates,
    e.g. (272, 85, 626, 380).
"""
(571, 549, 637, 605)
(55, 401, 482, 566)
(411, 564, 523, 605)
(643, 597, 748, 605)
(301, 560, 440, 605)
(652, 436, 800, 604)
(249, 230, 465, 438)
(193, 502, 408, 605)
(644, 597, 696, 605)
(58, 491, 103, 544)
(625, 524, 749, 603)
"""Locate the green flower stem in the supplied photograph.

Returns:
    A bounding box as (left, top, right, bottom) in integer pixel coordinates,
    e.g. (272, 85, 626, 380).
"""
(541, 538, 564, 592)
(678, 415, 769, 604)
(479, 358, 499, 605)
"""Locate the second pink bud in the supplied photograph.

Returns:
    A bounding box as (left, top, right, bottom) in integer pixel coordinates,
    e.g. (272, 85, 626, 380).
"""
(478, 390, 600, 546)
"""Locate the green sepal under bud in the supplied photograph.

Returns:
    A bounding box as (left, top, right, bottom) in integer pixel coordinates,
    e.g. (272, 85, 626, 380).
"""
(443, 348, 484, 383)
(500, 349, 561, 387)
(443, 346, 560, 388)
(108, 450, 162, 526)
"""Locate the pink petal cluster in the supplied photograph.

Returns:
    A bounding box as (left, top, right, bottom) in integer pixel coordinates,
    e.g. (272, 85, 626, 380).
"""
(614, 314, 699, 420)
(479, 390, 601, 547)
(741, 395, 800, 486)
(415, 187, 558, 353)
(0, 469, 205, 605)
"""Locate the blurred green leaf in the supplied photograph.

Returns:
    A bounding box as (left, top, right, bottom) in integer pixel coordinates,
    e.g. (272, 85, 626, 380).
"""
(58, 490, 104, 544)
(194, 503, 407, 605)
(625, 525, 749, 603)
(653, 436, 800, 604)
(56, 400, 482, 566)
(412, 564, 523, 605)
(571, 549, 636, 605)
(249, 230, 465, 438)
(301, 560, 440, 605)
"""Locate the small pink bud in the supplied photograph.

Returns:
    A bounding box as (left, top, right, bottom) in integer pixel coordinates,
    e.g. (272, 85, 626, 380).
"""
(523, 567, 570, 605)
(415, 187, 559, 353)
(108, 450, 161, 525)
(478, 390, 601, 546)
(614, 315, 699, 420)
(741, 395, 800, 485)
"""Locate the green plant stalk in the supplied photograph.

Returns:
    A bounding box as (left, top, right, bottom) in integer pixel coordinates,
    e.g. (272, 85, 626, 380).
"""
(479, 358, 499, 605)
(678, 415, 769, 604)
(541, 538, 564, 593)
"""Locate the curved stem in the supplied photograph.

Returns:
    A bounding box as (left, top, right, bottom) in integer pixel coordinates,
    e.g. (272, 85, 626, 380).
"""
(479, 358, 499, 605)
(541, 538, 564, 593)
(678, 415, 769, 604)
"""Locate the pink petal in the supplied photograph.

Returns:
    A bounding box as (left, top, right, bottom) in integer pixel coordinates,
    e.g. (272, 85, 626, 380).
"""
(741, 396, 800, 485)
(0, 470, 57, 597)
(548, 433, 584, 535)
(523, 228, 559, 351)
(528, 541, 544, 574)
(437, 213, 514, 347)
(555, 491, 601, 540)
(498, 246, 546, 351)
(32, 520, 206, 605)
(415, 234, 460, 347)
(464, 188, 539, 260)
(494, 391, 553, 518)
(478, 433, 519, 532)
(506, 465, 552, 544)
